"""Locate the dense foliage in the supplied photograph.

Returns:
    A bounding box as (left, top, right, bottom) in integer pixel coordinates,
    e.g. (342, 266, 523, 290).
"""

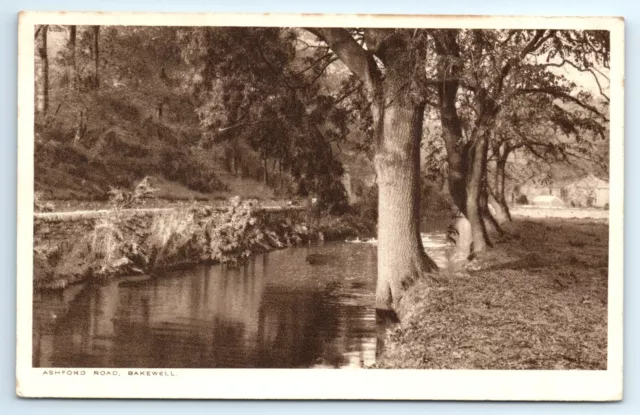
(34, 26, 351, 206)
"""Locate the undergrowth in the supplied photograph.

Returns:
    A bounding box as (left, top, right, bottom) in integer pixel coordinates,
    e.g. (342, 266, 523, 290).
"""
(34, 200, 314, 290)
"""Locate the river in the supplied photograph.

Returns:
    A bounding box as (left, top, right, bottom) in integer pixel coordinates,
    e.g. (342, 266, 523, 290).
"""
(33, 232, 451, 369)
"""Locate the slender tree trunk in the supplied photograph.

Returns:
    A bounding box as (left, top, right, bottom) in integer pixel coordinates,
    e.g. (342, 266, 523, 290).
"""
(35, 25, 49, 117)
(230, 145, 237, 176)
(263, 156, 269, 185)
(272, 159, 277, 182)
(68, 26, 77, 90)
(92, 26, 100, 88)
(493, 155, 503, 197)
(495, 156, 512, 221)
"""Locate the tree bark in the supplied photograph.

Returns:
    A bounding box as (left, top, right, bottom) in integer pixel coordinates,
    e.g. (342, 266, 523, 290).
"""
(68, 26, 77, 90)
(309, 28, 437, 325)
(494, 153, 512, 222)
(35, 25, 49, 117)
(439, 86, 468, 216)
(375, 100, 438, 312)
(465, 132, 491, 254)
(480, 179, 503, 236)
(92, 26, 100, 88)
(488, 190, 511, 224)
(433, 30, 467, 216)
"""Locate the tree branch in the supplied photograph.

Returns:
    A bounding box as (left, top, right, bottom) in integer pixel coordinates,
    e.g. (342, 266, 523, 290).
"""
(305, 28, 381, 96)
(495, 30, 554, 97)
(292, 52, 335, 76)
(517, 88, 608, 120)
(536, 58, 610, 102)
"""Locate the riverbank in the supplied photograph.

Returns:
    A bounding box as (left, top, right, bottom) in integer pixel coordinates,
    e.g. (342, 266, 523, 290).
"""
(33, 201, 373, 290)
(376, 218, 609, 370)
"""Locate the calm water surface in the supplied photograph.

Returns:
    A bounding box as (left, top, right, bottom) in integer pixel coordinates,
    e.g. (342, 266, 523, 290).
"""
(33, 233, 451, 369)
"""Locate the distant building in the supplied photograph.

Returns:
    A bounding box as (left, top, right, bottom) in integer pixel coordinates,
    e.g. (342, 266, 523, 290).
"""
(531, 195, 566, 207)
(518, 174, 609, 208)
(565, 174, 609, 208)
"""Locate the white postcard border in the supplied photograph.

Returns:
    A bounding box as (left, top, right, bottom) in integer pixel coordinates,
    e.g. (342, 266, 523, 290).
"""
(16, 11, 625, 401)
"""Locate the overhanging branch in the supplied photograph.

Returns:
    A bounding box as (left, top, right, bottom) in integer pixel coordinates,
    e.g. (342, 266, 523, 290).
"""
(304, 28, 381, 96)
(517, 88, 608, 120)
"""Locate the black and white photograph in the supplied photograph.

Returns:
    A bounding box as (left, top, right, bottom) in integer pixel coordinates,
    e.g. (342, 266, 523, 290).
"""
(16, 12, 624, 400)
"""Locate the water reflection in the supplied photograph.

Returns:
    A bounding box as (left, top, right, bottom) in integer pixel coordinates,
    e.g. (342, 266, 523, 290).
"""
(33, 242, 379, 369)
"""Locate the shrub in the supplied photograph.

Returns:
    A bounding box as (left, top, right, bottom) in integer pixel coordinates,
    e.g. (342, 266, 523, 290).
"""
(34, 191, 54, 212)
(159, 147, 227, 193)
(352, 184, 378, 227)
(317, 180, 351, 216)
(108, 176, 158, 208)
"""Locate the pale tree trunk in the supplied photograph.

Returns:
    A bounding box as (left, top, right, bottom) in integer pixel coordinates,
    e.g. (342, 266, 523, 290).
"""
(35, 25, 49, 117)
(488, 190, 511, 224)
(448, 215, 472, 265)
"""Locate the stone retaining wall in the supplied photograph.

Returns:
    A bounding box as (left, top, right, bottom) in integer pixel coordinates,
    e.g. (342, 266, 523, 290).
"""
(33, 205, 308, 290)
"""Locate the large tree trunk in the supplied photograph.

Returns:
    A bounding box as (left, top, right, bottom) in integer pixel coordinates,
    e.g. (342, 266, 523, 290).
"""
(440, 91, 468, 215)
(35, 25, 49, 117)
(433, 30, 483, 262)
(439, 89, 475, 261)
(434, 31, 467, 216)
(92, 26, 100, 88)
(308, 28, 438, 341)
(465, 132, 491, 254)
(68, 26, 77, 90)
(375, 100, 438, 313)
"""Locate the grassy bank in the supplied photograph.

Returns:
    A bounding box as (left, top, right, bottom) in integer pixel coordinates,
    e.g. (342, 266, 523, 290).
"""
(376, 218, 609, 370)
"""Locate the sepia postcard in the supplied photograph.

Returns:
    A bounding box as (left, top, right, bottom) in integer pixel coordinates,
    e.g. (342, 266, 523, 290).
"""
(16, 11, 624, 400)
